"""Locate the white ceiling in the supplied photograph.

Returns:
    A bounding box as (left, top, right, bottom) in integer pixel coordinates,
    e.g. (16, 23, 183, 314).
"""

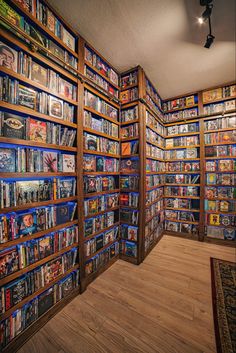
(49, 0, 235, 99)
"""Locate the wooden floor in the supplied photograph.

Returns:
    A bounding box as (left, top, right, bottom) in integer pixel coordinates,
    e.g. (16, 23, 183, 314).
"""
(18, 235, 235, 353)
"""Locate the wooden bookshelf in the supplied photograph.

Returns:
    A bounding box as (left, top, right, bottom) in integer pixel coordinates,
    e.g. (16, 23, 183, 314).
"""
(0, 2, 80, 351)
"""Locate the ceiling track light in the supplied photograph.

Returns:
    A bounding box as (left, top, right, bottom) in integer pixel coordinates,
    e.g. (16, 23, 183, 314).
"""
(204, 34, 215, 48)
(199, 0, 215, 49)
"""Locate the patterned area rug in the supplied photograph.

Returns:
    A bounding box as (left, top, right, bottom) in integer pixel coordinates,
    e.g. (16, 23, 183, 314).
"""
(210, 258, 236, 353)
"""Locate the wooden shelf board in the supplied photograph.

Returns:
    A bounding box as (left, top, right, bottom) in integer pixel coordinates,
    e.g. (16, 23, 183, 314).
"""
(0, 243, 78, 287)
(83, 222, 120, 241)
(204, 127, 236, 133)
(0, 172, 76, 178)
(0, 101, 77, 128)
(146, 197, 163, 208)
(120, 119, 140, 126)
(164, 196, 200, 199)
(83, 149, 120, 158)
(83, 171, 120, 175)
(85, 239, 118, 261)
(203, 95, 236, 105)
(121, 83, 138, 91)
(84, 189, 120, 198)
(121, 136, 139, 142)
(83, 127, 119, 141)
(0, 66, 78, 106)
(0, 136, 76, 152)
(84, 60, 119, 90)
(1, 196, 77, 214)
(165, 145, 200, 150)
(164, 103, 198, 114)
(166, 131, 200, 138)
(0, 220, 78, 251)
(166, 207, 200, 212)
(83, 106, 120, 125)
(84, 83, 119, 109)
(84, 206, 119, 220)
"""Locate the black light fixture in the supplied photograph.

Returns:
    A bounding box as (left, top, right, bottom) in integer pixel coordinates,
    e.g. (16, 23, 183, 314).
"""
(199, 0, 215, 48)
(204, 34, 215, 48)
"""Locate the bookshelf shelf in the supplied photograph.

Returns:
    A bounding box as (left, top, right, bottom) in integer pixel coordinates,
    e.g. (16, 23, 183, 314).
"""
(85, 239, 118, 261)
(165, 145, 200, 150)
(204, 127, 236, 133)
(164, 104, 198, 114)
(0, 242, 78, 287)
(166, 183, 200, 187)
(205, 210, 236, 215)
(83, 171, 120, 176)
(205, 156, 236, 159)
(84, 83, 119, 108)
(83, 127, 119, 141)
(0, 196, 77, 214)
(0, 220, 78, 251)
(121, 136, 139, 142)
(83, 149, 120, 158)
(203, 95, 236, 104)
(166, 207, 200, 212)
(0, 101, 78, 128)
(166, 132, 200, 138)
(0, 137, 77, 152)
(84, 207, 119, 220)
(146, 197, 163, 208)
(83, 222, 120, 241)
(121, 119, 140, 126)
(145, 211, 162, 224)
(165, 219, 199, 225)
(84, 106, 120, 125)
(84, 60, 119, 90)
(146, 185, 164, 191)
(205, 142, 236, 146)
(121, 83, 138, 91)
(84, 189, 120, 198)
(0, 66, 78, 106)
(0, 172, 77, 178)
(164, 195, 200, 199)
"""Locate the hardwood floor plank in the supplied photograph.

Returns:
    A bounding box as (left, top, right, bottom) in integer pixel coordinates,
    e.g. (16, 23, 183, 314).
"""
(17, 235, 235, 353)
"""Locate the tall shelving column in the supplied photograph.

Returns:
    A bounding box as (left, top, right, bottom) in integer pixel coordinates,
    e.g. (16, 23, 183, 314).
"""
(201, 83, 236, 244)
(142, 104, 165, 259)
(80, 42, 120, 287)
(119, 67, 141, 264)
(162, 92, 201, 239)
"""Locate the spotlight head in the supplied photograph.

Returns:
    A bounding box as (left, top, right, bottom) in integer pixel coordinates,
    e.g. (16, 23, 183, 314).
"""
(201, 5, 212, 20)
(204, 34, 215, 48)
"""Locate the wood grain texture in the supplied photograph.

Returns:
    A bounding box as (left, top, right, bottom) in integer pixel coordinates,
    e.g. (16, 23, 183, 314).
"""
(17, 235, 235, 353)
